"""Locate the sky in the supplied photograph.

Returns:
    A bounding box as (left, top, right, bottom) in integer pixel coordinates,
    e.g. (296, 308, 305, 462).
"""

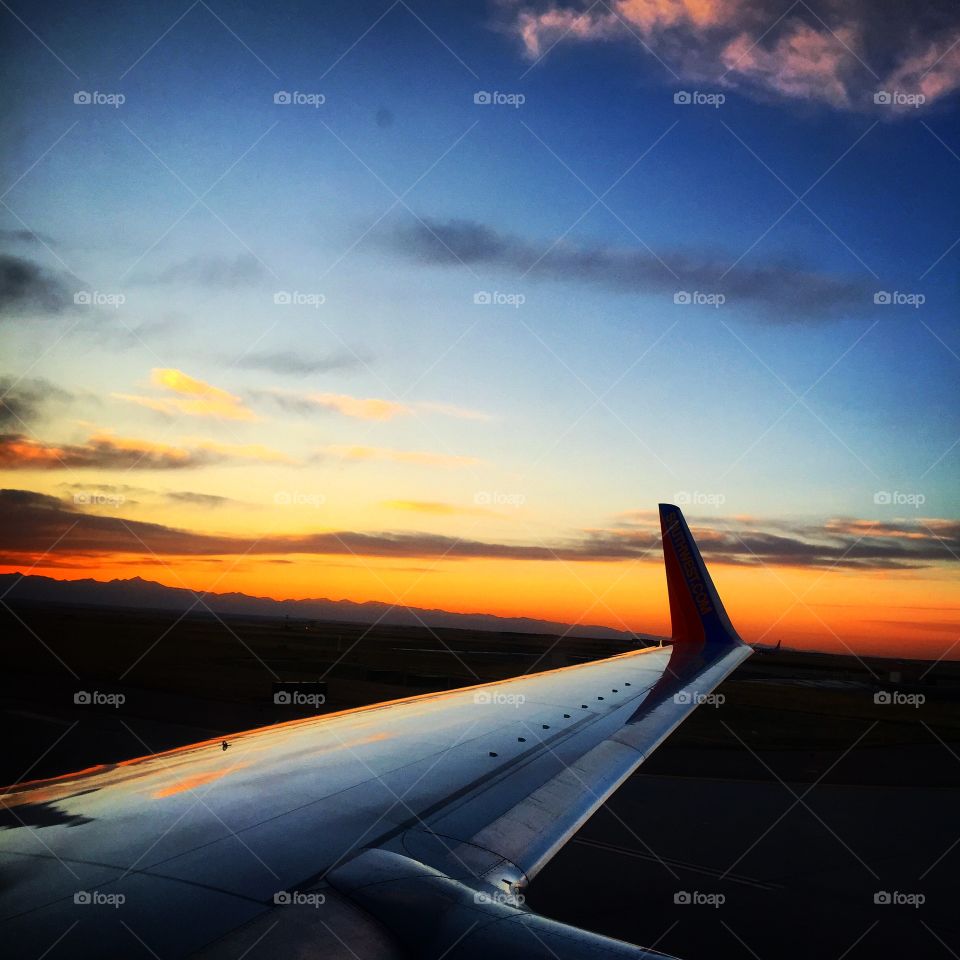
(1, 0, 958, 659)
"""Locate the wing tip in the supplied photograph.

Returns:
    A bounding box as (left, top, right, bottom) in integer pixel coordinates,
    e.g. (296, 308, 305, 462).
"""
(658, 502, 743, 648)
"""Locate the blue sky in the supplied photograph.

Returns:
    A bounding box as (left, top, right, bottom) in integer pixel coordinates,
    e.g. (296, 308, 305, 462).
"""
(1, 0, 958, 654)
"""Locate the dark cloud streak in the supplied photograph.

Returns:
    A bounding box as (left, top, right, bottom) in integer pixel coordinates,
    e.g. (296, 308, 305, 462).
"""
(1, 490, 955, 570)
(386, 218, 869, 320)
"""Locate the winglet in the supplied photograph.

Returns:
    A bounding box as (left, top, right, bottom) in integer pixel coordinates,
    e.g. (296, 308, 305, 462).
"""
(659, 504, 743, 649)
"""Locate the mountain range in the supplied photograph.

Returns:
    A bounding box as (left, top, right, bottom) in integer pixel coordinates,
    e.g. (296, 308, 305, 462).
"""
(0, 572, 645, 641)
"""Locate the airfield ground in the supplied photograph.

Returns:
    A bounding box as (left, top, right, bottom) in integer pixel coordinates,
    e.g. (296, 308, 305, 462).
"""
(3, 601, 958, 957)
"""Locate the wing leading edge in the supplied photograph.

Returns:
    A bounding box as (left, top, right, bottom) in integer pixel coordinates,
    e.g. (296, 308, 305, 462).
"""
(370, 504, 751, 893)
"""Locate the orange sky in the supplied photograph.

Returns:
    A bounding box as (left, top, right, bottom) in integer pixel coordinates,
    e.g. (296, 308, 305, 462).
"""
(5, 545, 957, 661)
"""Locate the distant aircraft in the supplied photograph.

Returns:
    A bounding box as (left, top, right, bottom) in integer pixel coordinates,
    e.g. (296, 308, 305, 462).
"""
(752, 638, 783, 653)
(0, 505, 751, 959)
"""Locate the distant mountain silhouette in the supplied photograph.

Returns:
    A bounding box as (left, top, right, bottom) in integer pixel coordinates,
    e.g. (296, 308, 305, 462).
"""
(0, 572, 644, 641)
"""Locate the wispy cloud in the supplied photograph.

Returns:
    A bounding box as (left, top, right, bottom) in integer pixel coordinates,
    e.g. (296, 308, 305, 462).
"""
(235, 349, 370, 376)
(259, 388, 492, 422)
(323, 445, 483, 468)
(1, 489, 956, 569)
(387, 218, 868, 320)
(164, 491, 235, 508)
(0, 229, 56, 247)
(0, 254, 77, 317)
(0, 376, 76, 430)
(310, 393, 412, 421)
(138, 252, 267, 288)
(0, 431, 291, 470)
(115, 369, 258, 422)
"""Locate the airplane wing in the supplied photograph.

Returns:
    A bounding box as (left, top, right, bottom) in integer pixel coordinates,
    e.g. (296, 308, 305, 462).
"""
(0, 505, 752, 959)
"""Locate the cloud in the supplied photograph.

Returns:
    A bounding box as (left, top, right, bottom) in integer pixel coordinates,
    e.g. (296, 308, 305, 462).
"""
(0, 431, 291, 470)
(54, 482, 238, 508)
(324, 445, 483, 469)
(140, 253, 267, 288)
(235, 350, 369, 376)
(258, 388, 492, 422)
(0, 377, 74, 430)
(164, 491, 235, 507)
(388, 218, 867, 319)
(309, 393, 412, 421)
(0, 229, 56, 247)
(383, 499, 496, 516)
(0, 490, 956, 569)
(509, 0, 960, 112)
(0, 254, 76, 316)
(115, 369, 258, 421)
